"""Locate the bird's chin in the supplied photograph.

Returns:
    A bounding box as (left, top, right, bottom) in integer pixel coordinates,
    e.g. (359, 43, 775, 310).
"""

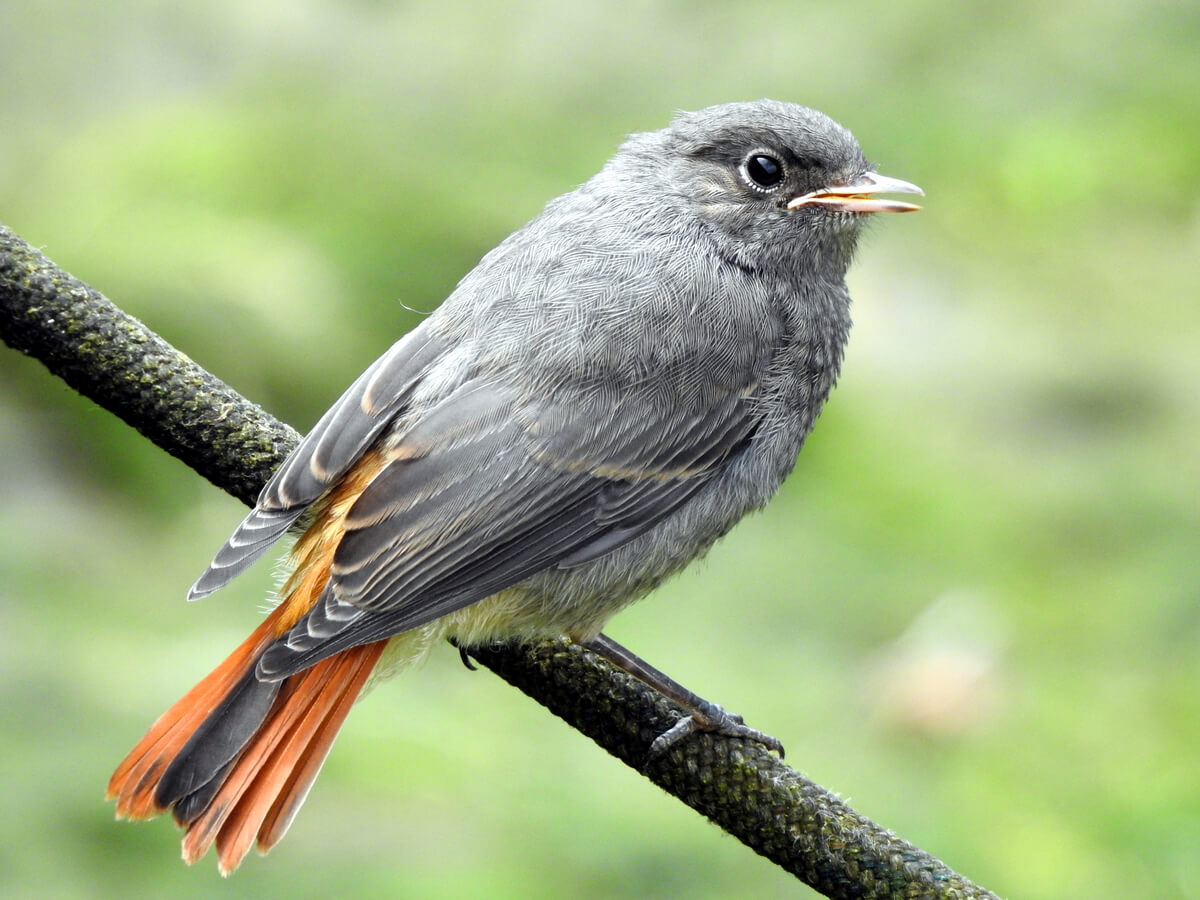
(801, 205, 872, 239)
(804, 215, 867, 270)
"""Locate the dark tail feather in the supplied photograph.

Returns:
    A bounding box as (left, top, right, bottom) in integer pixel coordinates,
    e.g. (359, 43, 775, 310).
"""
(157, 667, 282, 821)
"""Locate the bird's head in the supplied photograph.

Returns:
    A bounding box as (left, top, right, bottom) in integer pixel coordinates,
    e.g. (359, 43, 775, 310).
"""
(620, 100, 921, 278)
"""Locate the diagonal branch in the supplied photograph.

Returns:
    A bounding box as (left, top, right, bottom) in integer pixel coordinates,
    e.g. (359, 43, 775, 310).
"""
(0, 223, 1000, 899)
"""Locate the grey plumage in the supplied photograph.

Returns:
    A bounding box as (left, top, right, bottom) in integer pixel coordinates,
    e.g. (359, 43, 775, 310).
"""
(190, 100, 918, 680)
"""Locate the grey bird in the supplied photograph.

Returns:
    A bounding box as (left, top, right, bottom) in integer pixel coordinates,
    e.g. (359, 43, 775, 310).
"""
(107, 99, 921, 874)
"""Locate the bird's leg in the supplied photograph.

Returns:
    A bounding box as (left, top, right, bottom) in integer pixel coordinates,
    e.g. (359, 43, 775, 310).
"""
(579, 632, 784, 760)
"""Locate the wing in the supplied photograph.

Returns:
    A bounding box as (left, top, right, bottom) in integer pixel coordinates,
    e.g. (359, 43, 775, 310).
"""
(257, 375, 760, 679)
(187, 325, 449, 600)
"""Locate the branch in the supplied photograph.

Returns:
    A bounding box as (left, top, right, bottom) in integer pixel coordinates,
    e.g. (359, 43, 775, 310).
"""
(0, 223, 1001, 899)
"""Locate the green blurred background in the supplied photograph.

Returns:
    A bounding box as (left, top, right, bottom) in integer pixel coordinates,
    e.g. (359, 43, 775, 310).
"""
(2, 1, 1197, 898)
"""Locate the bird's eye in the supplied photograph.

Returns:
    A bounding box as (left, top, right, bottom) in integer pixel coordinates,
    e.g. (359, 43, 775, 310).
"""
(743, 154, 784, 190)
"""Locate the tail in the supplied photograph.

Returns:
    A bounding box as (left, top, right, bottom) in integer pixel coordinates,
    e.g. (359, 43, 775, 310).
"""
(107, 607, 386, 874)
(108, 450, 393, 875)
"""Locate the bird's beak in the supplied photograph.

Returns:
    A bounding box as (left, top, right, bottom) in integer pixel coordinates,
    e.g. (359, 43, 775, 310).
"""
(787, 172, 923, 214)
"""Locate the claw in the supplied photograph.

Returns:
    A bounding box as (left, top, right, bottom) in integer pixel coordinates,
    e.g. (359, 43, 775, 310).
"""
(447, 637, 479, 671)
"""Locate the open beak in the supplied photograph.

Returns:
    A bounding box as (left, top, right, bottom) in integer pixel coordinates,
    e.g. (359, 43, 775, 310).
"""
(787, 172, 923, 214)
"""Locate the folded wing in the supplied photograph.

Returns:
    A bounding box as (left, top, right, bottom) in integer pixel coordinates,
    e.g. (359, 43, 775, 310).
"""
(258, 375, 759, 678)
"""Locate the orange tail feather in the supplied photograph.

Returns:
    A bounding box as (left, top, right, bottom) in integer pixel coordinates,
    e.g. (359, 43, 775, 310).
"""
(255, 644, 382, 852)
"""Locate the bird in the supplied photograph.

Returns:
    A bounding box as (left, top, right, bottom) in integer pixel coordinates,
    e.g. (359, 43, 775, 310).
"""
(107, 99, 921, 874)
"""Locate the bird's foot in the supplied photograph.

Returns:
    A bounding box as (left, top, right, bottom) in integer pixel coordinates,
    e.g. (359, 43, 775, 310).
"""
(647, 697, 785, 760)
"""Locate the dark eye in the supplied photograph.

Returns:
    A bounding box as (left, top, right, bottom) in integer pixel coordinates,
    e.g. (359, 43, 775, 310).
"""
(744, 153, 784, 189)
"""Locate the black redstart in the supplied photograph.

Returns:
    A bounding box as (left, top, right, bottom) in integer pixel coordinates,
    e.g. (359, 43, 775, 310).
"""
(108, 99, 921, 873)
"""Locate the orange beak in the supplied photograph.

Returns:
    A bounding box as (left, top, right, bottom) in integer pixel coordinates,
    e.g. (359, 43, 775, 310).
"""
(787, 172, 923, 214)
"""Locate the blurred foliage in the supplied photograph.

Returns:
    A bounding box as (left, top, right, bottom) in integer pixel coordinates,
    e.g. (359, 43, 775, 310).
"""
(2, 1, 1198, 898)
